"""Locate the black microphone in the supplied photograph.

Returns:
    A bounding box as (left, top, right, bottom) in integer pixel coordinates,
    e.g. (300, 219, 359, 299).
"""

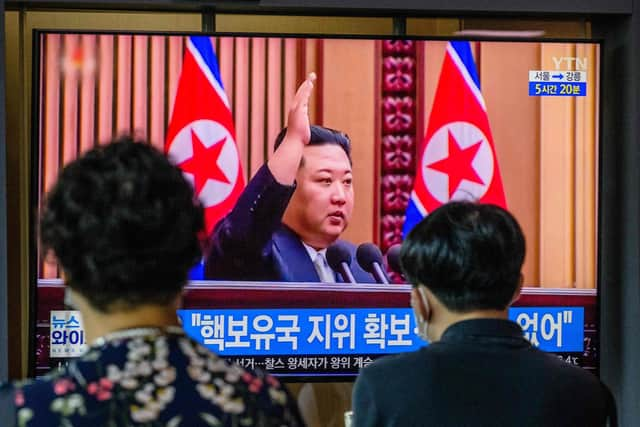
(326, 241, 357, 283)
(386, 244, 403, 276)
(356, 243, 390, 284)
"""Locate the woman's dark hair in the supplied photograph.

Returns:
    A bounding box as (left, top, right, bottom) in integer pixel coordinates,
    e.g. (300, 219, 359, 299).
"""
(400, 201, 525, 312)
(273, 125, 352, 165)
(40, 137, 204, 312)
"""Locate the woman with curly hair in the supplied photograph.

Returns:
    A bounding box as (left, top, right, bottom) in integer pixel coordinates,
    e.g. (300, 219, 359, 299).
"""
(0, 138, 304, 427)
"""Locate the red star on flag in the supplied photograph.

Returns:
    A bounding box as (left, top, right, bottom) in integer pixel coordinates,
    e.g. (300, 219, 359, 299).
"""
(427, 130, 484, 199)
(178, 128, 230, 196)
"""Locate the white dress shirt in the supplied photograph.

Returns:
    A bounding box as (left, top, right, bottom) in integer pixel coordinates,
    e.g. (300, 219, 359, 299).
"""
(302, 242, 336, 283)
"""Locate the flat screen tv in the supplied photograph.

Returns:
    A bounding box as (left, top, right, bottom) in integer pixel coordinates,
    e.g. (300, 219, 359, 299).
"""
(31, 30, 600, 380)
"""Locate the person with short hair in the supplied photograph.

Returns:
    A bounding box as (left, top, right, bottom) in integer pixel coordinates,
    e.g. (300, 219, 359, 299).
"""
(0, 138, 304, 427)
(352, 201, 615, 427)
(205, 72, 372, 283)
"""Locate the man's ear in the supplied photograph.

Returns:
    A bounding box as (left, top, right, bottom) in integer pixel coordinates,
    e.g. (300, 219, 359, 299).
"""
(411, 285, 431, 322)
(510, 273, 524, 305)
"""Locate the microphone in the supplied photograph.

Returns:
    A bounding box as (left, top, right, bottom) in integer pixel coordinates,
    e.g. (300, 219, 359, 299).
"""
(356, 243, 390, 284)
(326, 241, 357, 283)
(386, 244, 403, 276)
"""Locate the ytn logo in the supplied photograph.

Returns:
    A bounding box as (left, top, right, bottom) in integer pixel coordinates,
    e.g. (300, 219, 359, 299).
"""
(552, 57, 588, 71)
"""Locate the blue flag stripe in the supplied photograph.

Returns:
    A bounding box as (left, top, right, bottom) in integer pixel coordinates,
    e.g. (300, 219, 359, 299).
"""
(450, 41, 480, 90)
(402, 198, 423, 238)
(189, 36, 225, 91)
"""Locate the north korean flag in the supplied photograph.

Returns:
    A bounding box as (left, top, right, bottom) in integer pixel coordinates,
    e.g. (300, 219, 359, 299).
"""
(165, 36, 245, 236)
(403, 41, 507, 236)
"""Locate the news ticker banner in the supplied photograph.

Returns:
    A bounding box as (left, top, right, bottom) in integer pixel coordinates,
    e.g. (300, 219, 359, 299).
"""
(178, 307, 584, 354)
(50, 306, 584, 376)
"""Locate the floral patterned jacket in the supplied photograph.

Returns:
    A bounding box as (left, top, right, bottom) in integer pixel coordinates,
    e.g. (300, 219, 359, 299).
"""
(0, 328, 305, 427)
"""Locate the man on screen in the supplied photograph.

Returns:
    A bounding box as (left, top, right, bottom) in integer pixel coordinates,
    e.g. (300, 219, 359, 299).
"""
(205, 72, 372, 283)
(352, 201, 615, 427)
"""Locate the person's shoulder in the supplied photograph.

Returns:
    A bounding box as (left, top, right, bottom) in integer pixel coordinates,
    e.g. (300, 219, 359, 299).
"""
(359, 348, 429, 382)
(526, 347, 607, 394)
(180, 337, 304, 425)
(353, 348, 434, 412)
(524, 350, 612, 420)
(529, 347, 596, 376)
(4, 367, 84, 426)
(0, 379, 16, 394)
(0, 380, 17, 415)
(12, 364, 70, 392)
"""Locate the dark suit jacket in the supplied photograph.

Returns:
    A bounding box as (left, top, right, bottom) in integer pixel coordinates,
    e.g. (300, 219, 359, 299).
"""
(352, 318, 614, 427)
(205, 164, 374, 283)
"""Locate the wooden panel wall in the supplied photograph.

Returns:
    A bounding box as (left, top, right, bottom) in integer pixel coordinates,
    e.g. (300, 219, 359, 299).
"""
(321, 39, 378, 247)
(38, 34, 188, 277)
(37, 34, 308, 277)
(481, 42, 541, 286)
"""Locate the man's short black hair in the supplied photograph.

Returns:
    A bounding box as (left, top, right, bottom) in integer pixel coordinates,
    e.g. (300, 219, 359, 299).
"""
(40, 137, 204, 313)
(274, 125, 352, 165)
(400, 201, 525, 312)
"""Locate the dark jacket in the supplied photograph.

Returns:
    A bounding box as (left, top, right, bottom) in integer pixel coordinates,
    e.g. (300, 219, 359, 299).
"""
(352, 318, 615, 427)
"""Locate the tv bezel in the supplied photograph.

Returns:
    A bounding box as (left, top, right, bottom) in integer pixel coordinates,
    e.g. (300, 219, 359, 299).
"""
(29, 29, 604, 382)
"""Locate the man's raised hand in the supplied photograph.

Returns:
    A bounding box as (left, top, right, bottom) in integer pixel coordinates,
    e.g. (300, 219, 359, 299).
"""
(286, 72, 316, 145)
(267, 72, 316, 185)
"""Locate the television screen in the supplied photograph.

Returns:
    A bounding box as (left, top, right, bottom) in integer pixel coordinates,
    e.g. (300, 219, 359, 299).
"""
(32, 31, 600, 379)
